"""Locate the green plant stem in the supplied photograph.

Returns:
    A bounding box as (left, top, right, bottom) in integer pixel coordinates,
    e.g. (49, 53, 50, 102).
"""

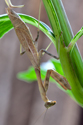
(0, 0, 83, 107)
(52, 0, 83, 88)
(42, 0, 83, 107)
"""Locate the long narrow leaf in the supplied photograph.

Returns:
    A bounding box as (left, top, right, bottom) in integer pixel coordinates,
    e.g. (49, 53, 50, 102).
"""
(0, 13, 56, 46)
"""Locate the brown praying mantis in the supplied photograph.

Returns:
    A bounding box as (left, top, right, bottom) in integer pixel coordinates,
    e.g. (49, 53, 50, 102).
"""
(5, 0, 71, 109)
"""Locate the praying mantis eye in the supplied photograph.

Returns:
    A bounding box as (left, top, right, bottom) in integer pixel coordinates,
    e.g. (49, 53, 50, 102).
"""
(44, 100, 56, 109)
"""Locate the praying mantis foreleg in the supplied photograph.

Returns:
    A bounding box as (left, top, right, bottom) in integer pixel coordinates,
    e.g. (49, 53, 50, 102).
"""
(35, 49, 71, 108)
(43, 69, 71, 92)
(5, 0, 71, 109)
(38, 49, 71, 92)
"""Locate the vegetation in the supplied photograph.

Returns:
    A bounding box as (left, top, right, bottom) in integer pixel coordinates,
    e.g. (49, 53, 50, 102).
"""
(0, 0, 83, 107)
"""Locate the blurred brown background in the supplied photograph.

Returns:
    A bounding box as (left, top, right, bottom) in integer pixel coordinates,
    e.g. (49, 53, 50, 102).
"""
(0, 0, 83, 125)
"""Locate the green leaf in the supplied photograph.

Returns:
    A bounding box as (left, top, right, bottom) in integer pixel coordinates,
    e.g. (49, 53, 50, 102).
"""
(17, 67, 37, 82)
(0, 13, 56, 46)
(17, 60, 74, 99)
(50, 59, 64, 75)
(0, 14, 13, 38)
(42, 0, 83, 107)
(1, 4, 83, 107)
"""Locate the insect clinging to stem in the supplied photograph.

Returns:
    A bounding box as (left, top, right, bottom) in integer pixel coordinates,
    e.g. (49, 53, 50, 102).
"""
(5, 0, 71, 109)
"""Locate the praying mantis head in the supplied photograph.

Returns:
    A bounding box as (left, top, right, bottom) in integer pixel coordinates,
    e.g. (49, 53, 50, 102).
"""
(44, 100, 56, 109)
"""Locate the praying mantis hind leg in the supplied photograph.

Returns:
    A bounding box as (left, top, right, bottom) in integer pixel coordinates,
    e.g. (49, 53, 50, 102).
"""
(33, 0, 42, 49)
(5, 0, 24, 8)
(5, 0, 25, 56)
